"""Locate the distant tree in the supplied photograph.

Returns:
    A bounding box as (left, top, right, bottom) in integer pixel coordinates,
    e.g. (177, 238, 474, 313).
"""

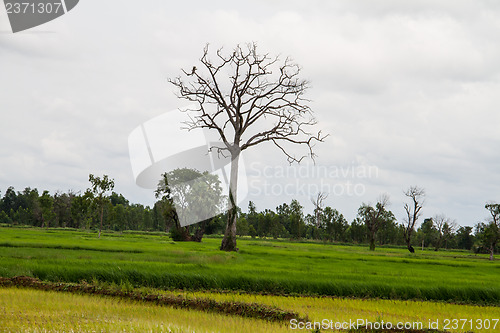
(433, 214, 457, 251)
(322, 206, 348, 242)
(358, 194, 394, 251)
(255, 209, 283, 239)
(442, 222, 457, 249)
(153, 199, 177, 234)
(376, 217, 400, 246)
(276, 203, 290, 236)
(289, 200, 305, 240)
(39, 190, 55, 229)
(1, 187, 18, 218)
(70, 191, 92, 229)
(402, 186, 425, 253)
(131, 204, 148, 230)
(456, 226, 474, 250)
(110, 204, 127, 231)
(88, 174, 115, 238)
(16, 187, 41, 227)
(475, 222, 499, 259)
(245, 201, 259, 236)
(156, 171, 188, 241)
(418, 218, 437, 249)
(248, 224, 257, 238)
(53, 191, 72, 228)
(0, 210, 11, 225)
(256, 210, 270, 238)
(268, 211, 286, 239)
(349, 217, 367, 243)
(204, 214, 226, 235)
(142, 207, 154, 231)
(169, 43, 326, 251)
(311, 192, 328, 237)
(151, 204, 162, 231)
(483, 203, 500, 260)
(236, 216, 249, 236)
(110, 192, 129, 206)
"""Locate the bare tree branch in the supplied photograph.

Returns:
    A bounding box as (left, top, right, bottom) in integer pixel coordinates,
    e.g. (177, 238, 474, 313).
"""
(168, 42, 327, 160)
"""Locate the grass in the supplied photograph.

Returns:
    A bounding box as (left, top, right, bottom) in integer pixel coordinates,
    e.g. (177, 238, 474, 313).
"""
(2, 229, 500, 306)
(173, 290, 500, 332)
(2, 286, 499, 332)
(0, 276, 303, 323)
(1, 227, 499, 332)
(0, 227, 499, 306)
(0, 287, 290, 333)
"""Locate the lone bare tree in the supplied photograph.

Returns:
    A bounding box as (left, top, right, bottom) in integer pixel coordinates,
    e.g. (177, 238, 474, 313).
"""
(169, 43, 325, 251)
(358, 194, 393, 251)
(402, 186, 425, 253)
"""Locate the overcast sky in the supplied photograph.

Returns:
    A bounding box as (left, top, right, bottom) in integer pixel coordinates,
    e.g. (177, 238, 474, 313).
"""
(1, 0, 500, 226)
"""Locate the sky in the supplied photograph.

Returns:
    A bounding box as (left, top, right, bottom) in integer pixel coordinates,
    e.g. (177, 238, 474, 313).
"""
(1, 0, 500, 226)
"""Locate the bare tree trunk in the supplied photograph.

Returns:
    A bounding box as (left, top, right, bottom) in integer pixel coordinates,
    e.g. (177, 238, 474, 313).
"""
(490, 245, 495, 261)
(220, 153, 239, 251)
(406, 236, 414, 253)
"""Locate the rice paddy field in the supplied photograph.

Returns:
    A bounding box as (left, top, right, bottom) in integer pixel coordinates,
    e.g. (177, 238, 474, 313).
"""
(0, 227, 499, 332)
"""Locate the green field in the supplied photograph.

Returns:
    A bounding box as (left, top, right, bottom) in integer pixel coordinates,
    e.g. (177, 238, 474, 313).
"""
(0, 227, 498, 303)
(0, 227, 499, 332)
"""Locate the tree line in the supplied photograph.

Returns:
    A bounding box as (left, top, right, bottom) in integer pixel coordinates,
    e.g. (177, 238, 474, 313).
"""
(0, 175, 498, 259)
(236, 198, 495, 257)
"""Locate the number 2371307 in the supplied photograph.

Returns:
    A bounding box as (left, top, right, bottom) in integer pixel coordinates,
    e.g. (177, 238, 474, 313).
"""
(443, 319, 498, 331)
(5, 2, 63, 14)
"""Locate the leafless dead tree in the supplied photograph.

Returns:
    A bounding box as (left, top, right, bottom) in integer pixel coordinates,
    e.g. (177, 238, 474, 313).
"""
(169, 43, 326, 251)
(311, 192, 328, 228)
(402, 186, 425, 253)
